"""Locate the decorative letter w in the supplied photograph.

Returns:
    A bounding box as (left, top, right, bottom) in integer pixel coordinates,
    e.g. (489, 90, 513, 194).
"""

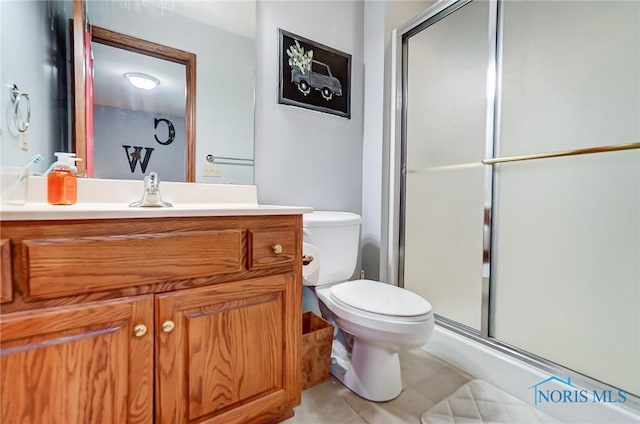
(122, 145, 155, 173)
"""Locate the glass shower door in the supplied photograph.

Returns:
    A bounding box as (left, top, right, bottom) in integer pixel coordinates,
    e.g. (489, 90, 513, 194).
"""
(491, 0, 640, 395)
(402, 0, 491, 331)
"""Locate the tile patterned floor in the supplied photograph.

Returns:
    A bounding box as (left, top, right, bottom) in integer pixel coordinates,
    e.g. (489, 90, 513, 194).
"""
(284, 348, 475, 424)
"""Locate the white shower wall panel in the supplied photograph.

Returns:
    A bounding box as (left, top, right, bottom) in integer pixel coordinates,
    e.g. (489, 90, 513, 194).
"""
(499, 1, 639, 156)
(492, 151, 640, 396)
(492, 0, 640, 396)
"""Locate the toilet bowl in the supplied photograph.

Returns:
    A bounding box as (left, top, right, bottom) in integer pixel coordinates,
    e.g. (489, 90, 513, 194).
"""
(303, 211, 434, 401)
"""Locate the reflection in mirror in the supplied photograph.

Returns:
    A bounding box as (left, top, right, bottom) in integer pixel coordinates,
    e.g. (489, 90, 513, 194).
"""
(0, 0, 73, 174)
(87, 25, 195, 181)
(83, 0, 256, 184)
(0, 1, 255, 185)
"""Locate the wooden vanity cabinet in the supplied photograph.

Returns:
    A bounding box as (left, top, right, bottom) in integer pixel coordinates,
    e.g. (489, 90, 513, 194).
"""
(0, 215, 303, 424)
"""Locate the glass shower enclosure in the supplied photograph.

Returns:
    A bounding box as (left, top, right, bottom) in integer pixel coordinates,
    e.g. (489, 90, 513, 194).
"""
(398, 0, 639, 399)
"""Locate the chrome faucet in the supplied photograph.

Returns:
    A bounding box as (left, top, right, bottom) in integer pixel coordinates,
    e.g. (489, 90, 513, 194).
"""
(129, 172, 173, 207)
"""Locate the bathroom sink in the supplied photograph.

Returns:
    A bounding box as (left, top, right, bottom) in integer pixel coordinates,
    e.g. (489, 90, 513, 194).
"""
(0, 176, 312, 220)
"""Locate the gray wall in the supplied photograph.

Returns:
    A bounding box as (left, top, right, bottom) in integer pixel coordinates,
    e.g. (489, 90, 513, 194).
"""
(362, 1, 432, 281)
(93, 105, 185, 181)
(254, 0, 364, 213)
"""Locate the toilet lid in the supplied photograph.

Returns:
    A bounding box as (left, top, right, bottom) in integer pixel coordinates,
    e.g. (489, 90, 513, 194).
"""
(329, 279, 432, 317)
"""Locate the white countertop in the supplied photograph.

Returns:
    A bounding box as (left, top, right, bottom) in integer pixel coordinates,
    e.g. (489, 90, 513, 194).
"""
(0, 203, 313, 221)
(0, 177, 312, 221)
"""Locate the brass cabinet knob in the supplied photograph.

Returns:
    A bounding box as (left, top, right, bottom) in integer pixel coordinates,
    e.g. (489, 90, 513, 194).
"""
(162, 320, 175, 333)
(133, 324, 148, 337)
(272, 244, 283, 254)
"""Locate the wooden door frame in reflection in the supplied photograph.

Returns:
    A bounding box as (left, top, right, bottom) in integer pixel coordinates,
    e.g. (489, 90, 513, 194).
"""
(72, 0, 86, 176)
(73, 1, 196, 181)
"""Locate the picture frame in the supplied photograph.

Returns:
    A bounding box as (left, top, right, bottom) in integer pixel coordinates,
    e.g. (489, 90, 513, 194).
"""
(278, 29, 351, 119)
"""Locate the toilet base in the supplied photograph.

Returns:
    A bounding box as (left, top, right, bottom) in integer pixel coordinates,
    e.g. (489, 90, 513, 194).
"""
(330, 337, 402, 402)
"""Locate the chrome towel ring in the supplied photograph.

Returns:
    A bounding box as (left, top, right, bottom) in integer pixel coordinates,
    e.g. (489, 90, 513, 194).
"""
(10, 84, 31, 133)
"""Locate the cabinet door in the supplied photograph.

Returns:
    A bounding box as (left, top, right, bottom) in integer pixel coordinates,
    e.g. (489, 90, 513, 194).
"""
(0, 239, 12, 303)
(156, 274, 301, 424)
(0, 295, 154, 424)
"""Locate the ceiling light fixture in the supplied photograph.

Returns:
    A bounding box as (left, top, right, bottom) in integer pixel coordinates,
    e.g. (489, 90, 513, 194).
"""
(124, 72, 160, 90)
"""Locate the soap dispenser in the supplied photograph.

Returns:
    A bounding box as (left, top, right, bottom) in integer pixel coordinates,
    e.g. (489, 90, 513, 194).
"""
(47, 152, 82, 205)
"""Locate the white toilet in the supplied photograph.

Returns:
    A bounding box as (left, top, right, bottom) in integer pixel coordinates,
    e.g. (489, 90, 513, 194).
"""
(302, 211, 434, 401)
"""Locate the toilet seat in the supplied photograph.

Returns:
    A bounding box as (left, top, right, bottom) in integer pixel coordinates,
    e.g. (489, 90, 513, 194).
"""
(329, 279, 432, 319)
(317, 280, 433, 332)
(316, 280, 433, 355)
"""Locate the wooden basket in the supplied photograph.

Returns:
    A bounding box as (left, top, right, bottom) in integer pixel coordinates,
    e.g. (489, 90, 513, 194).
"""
(301, 312, 334, 390)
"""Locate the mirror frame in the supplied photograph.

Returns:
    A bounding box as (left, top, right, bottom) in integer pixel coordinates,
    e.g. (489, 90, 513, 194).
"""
(73, 1, 196, 181)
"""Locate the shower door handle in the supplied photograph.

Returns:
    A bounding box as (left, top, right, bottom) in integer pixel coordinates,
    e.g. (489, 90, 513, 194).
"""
(482, 142, 639, 165)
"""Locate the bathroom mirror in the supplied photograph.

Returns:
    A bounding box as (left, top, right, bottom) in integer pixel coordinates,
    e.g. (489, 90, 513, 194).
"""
(0, 0, 255, 184)
(79, 0, 256, 184)
(84, 24, 196, 181)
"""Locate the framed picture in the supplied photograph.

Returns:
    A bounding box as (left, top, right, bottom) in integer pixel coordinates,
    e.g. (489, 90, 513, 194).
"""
(278, 29, 351, 119)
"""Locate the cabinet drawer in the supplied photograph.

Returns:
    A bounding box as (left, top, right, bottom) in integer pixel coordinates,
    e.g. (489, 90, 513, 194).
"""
(249, 229, 297, 269)
(22, 230, 244, 299)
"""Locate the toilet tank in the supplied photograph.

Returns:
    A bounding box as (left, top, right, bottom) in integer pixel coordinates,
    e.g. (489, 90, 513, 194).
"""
(303, 211, 361, 286)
